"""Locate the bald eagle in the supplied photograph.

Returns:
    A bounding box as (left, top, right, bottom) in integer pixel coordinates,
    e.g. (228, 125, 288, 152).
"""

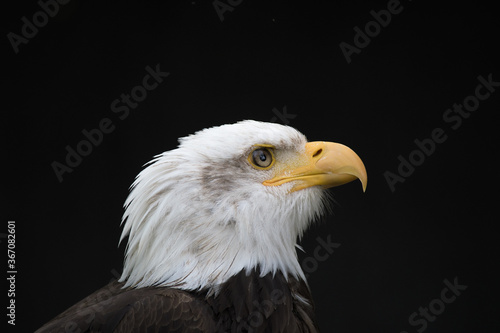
(37, 120, 367, 333)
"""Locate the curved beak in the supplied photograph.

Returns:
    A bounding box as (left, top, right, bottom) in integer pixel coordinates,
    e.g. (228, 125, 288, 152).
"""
(262, 141, 367, 192)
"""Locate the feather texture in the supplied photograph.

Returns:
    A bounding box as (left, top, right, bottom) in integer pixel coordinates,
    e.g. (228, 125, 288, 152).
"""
(36, 268, 319, 333)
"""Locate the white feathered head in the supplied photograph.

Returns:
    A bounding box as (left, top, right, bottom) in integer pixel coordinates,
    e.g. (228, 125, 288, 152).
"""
(119, 120, 367, 292)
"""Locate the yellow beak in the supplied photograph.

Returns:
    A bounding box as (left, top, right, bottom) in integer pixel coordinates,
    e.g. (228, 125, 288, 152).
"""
(262, 141, 367, 192)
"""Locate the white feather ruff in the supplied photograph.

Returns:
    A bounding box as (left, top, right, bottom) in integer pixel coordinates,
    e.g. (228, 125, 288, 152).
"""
(119, 120, 330, 292)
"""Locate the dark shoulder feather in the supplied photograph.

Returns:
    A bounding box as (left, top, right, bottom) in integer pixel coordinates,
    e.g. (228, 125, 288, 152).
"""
(36, 280, 217, 333)
(37, 270, 319, 333)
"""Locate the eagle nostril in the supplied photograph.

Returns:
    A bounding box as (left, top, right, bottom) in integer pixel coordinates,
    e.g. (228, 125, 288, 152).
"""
(312, 148, 322, 158)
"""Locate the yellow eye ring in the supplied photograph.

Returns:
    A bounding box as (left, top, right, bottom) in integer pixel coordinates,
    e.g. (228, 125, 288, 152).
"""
(248, 146, 275, 170)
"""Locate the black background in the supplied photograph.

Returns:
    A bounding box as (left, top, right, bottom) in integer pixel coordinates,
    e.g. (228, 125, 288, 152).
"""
(4, 0, 500, 332)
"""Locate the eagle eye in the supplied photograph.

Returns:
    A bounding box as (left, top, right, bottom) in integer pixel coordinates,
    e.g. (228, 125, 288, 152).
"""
(249, 147, 274, 169)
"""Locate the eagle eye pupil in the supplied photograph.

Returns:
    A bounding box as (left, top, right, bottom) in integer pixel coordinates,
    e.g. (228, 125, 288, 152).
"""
(251, 148, 273, 168)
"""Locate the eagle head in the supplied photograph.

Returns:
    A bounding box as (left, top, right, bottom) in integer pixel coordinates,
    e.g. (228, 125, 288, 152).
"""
(119, 120, 367, 293)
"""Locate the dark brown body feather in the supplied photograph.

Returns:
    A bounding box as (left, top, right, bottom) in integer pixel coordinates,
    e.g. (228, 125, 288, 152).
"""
(36, 268, 319, 333)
